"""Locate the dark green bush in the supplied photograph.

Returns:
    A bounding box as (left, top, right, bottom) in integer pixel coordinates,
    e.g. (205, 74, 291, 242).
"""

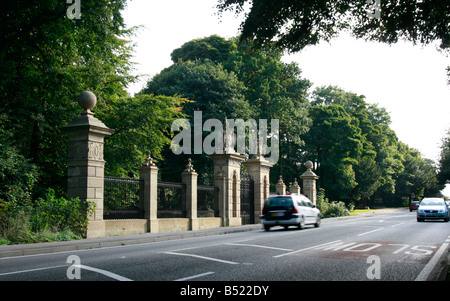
(316, 188, 350, 218)
(0, 189, 95, 244)
(30, 189, 95, 237)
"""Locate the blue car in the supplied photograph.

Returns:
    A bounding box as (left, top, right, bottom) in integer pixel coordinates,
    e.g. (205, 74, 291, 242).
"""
(417, 198, 450, 222)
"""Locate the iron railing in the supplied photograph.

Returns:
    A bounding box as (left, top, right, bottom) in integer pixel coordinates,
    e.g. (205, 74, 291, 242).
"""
(103, 177, 220, 219)
(104, 176, 144, 220)
(197, 185, 219, 217)
(157, 181, 186, 218)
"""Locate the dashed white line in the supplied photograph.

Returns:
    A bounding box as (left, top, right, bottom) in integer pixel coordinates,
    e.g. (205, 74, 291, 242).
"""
(174, 271, 215, 281)
(0, 265, 67, 277)
(164, 251, 239, 265)
(225, 243, 293, 252)
(357, 228, 384, 236)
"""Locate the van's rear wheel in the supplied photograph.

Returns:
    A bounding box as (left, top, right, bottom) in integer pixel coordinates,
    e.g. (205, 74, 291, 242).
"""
(314, 216, 321, 228)
(264, 225, 271, 231)
(297, 216, 305, 230)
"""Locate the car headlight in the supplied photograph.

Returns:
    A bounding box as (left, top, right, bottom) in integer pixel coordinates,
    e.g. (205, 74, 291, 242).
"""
(418, 209, 424, 213)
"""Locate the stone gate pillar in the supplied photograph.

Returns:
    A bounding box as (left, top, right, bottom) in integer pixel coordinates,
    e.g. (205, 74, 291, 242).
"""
(242, 155, 273, 223)
(276, 176, 286, 195)
(290, 178, 301, 194)
(63, 91, 114, 238)
(139, 151, 159, 233)
(181, 159, 198, 231)
(210, 153, 246, 227)
(300, 161, 319, 206)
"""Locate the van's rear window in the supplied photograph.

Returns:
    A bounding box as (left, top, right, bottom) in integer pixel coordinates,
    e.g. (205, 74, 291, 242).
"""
(265, 197, 293, 207)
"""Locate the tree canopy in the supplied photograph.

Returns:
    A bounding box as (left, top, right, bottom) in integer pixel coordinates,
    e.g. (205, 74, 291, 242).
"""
(0, 1, 184, 200)
(141, 35, 311, 184)
(301, 85, 443, 205)
(216, 0, 449, 52)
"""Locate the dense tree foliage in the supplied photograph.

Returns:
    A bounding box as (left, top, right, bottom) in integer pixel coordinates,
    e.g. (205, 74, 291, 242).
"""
(438, 129, 450, 185)
(0, 1, 185, 240)
(302, 86, 443, 206)
(141, 35, 311, 185)
(216, 0, 449, 83)
(216, 0, 449, 52)
(1, 0, 134, 197)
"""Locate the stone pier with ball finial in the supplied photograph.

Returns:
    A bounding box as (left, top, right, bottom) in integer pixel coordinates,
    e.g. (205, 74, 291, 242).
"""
(300, 161, 319, 206)
(63, 91, 114, 238)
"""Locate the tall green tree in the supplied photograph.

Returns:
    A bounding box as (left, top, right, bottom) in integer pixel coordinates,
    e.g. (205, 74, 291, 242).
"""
(0, 0, 136, 197)
(141, 35, 311, 184)
(390, 142, 443, 206)
(97, 94, 187, 177)
(301, 104, 363, 202)
(438, 128, 450, 185)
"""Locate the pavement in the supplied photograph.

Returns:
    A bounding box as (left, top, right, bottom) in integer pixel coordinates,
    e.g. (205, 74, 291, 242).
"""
(0, 209, 448, 281)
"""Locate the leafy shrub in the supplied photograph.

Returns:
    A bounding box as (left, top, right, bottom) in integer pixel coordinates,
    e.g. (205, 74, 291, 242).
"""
(30, 189, 95, 237)
(0, 189, 95, 244)
(0, 213, 80, 245)
(316, 188, 350, 218)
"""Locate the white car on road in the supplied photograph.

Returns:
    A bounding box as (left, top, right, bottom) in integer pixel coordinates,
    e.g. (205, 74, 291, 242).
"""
(261, 194, 321, 231)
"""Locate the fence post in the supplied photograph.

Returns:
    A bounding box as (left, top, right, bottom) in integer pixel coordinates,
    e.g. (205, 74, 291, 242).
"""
(276, 176, 286, 195)
(63, 91, 113, 238)
(181, 159, 198, 230)
(290, 178, 301, 194)
(242, 155, 273, 224)
(139, 151, 159, 233)
(300, 161, 319, 206)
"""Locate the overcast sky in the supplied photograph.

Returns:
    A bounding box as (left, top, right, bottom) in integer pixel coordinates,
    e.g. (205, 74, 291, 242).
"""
(122, 0, 450, 167)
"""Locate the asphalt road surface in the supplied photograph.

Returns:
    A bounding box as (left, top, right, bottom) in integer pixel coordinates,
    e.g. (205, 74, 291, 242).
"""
(1, 209, 449, 291)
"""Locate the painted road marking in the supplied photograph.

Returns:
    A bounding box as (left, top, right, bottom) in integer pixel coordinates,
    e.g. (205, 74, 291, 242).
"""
(75, 264, 133, 281)
(174, 271, 215, 281)
(164, 251, 240, 265)
(357, 228, 384, 236)
(415, 242, 449, 281)
(225, 243, 293, 252)
(273, 240, 342, 258)
(0, 265, 67, 277)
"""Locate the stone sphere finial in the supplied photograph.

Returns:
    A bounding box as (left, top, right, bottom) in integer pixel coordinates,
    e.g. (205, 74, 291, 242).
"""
(305, 160, 314, 170)
(78, 91, 97, 111)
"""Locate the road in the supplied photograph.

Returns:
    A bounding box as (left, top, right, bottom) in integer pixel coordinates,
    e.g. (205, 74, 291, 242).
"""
(1, 209, 449, 290)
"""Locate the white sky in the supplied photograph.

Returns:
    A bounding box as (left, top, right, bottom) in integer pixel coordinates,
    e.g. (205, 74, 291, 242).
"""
(122, 0, 450, 167)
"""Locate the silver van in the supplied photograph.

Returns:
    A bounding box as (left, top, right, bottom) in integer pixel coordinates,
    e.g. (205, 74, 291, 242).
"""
(261, 194, 321, 231)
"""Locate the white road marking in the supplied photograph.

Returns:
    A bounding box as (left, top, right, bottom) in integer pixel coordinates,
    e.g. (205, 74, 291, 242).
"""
(273, 240, 342, 258)
(357, 228, 384, 236)
(164, 251, 239, 265)
(415, 242, 449, 281)
(0, 265, 67, 277)
(174, 271, 215, 281)
(390, 222, 406, 227)
(0, 263, 133, 281)
(225, 243, 293, 252)
(75, 264, 133, 281)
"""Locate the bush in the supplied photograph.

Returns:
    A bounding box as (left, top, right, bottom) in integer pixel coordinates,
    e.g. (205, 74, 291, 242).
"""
(30, 189, 95, 237)
(316, 188, 350, 218)
(0, 213, 80, 245)
(0, 189, 95, 244)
